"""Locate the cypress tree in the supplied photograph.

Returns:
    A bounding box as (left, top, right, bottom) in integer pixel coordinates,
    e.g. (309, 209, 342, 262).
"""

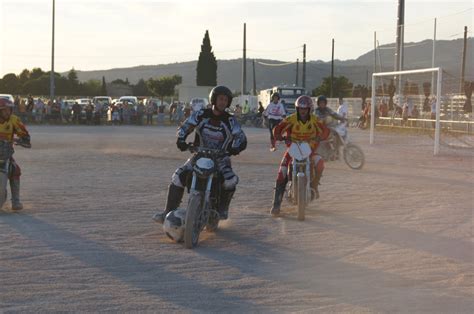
(196, 30, 217, 86)
(101, 76, 107, 95)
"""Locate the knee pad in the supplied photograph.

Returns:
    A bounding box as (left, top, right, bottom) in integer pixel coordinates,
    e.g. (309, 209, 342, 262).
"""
(223, 175, 238, 190)
(8, 161, 21, 180)
(171, 172, 185, 188)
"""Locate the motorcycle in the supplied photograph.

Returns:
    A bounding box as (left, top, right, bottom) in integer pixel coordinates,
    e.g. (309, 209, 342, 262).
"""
(183, 144, 227, 249)
(286, 141, 314, 221)
(318, 123, 365, 170)
(0, 139, 30, 209)
(239, 113, 264, 128)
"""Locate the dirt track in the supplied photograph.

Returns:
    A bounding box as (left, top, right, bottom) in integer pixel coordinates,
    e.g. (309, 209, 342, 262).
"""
(1, 125, 473, 313)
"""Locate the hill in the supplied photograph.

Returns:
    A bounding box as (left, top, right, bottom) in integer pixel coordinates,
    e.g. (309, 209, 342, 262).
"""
(73, 38, 473, 92)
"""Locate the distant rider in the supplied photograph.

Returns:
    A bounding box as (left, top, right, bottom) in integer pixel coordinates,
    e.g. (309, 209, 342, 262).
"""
(263, 92, 286, 151)
(314, 95, 346, 125)
(270, 96, 329, 216)
(0, 98, 32, 210)
(152, 86, 247, 223)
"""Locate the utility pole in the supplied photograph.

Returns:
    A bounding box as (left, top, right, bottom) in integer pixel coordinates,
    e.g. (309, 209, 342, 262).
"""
(431, 18, 437, 95)
(460, 26, 468, 93)
(331, 39, 334, 97)
(50, 0, 55, 102)
(394, 0, 405, 106)
(252, 59, 257, 95)
(374, 31, 377, 74)
(302, 44, 306, 89)
(394, 0, 405, 72)
(296, 58, 299, 86)
(242, 23, 247, 96)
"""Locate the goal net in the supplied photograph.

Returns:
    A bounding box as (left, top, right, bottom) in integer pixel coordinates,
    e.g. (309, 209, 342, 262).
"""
(369, 67, 473, 156)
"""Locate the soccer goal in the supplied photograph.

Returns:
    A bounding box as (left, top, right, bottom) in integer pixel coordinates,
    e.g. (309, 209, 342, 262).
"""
(370, 67, 443, 155)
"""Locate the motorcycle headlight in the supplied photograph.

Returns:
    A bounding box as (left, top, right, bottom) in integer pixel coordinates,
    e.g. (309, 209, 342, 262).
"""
(194, 157, 215, 177)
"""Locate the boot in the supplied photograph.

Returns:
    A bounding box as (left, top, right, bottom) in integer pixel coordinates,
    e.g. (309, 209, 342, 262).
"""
(270, 183, 286, 216)
(270, 138, 276, 152)
(217, 189, 235, 220)
(10, 178, 23, 211)
(152, 184, 184, 224)
(311, 172, 322, 200)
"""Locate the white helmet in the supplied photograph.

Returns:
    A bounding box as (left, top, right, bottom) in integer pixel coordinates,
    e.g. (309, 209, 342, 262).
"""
(163, 208, 186, 242)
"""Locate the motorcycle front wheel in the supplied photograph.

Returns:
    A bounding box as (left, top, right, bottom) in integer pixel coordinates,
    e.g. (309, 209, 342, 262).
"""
(343, 143, 365, 170)
(297, 173, 306, 221)
(184, 191, 204, 249)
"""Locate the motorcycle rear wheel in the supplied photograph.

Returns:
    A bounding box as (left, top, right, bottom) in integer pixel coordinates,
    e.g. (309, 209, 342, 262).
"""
(0, 174, 7, 209)
(184, 191, 204, 249)
(343, 143, 365, 170)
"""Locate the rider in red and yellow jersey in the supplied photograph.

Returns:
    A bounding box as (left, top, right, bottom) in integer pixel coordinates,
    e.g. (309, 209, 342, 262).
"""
(270, 95, 329, 216)
(0, 98, 31, 210)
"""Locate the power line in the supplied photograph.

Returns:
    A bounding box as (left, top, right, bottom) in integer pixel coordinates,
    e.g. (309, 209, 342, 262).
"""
(375, 7, 473, 33)
(256, 61, 296, 67)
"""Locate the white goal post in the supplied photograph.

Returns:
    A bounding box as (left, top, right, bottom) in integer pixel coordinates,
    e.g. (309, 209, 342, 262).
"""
(370, 67, 442, 155)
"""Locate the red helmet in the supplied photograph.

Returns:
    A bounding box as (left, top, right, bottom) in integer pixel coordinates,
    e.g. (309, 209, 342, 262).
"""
(295, 95, 313, 110)
(0, 98, 14, 110)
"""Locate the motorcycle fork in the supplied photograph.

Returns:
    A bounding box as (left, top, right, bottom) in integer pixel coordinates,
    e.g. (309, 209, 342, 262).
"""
(190, 172, 214, 228)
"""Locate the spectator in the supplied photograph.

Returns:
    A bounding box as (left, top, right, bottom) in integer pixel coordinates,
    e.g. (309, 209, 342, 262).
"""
(242, 99, 250, 115)
(136, 101, 145, 125)
(146, 101, 154, 125)
(62, 100, 71, 124)
(173, 102, 184, 124)
(401, 98, 413, 126)
(51, 100, 61, 124)
(234, 104, 242, 118)
(184, 103, 191, 119)
(26, 96, 34, 123)
(169, 101, 177, 122)
(122, 101, 131, 124)
(34, 98, 45, 124)
(378, 99, 389, 117)
(111, 104, 120, 125)
(257, 101, 264, 116)
(72, 101, 82, 124)
(18, 98, 27, 123)
(157, 102, 166, 124)
(85, 102, 94, 125)
(337, 97, 349, 126)
(14, 96, 20, 115)
(45, 99, 52, 123)
(430, 97, 437, 128)
(94, 100, 103, 125)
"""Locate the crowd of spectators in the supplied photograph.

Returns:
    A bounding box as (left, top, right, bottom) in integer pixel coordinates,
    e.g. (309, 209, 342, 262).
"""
(11, 96, 197, 126)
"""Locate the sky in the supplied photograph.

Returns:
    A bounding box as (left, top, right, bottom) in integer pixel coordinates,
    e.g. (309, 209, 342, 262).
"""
(0, 0, 472, 76)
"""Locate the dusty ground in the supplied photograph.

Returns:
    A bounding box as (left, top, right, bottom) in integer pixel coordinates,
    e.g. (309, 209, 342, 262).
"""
(0, 125, 472, 313)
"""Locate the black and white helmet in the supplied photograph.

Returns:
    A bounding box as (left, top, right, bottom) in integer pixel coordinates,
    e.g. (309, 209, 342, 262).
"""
(163, 208, 186, 242)
(209, 85, 233, 108)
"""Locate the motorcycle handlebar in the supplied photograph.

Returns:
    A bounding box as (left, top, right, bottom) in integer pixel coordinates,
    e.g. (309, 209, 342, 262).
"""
(187, 144, 227, 157)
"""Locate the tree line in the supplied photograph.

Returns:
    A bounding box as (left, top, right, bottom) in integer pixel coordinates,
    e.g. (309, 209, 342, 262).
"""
(0, 67, 183, 101)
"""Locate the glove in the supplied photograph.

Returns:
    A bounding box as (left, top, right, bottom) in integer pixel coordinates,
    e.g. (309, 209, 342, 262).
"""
(176, 139, 188, 152)
(15, 137, 31, 148)
(228, 147, 240, 156)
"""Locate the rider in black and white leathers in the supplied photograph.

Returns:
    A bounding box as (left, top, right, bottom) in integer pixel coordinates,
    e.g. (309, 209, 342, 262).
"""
(153, 86, 247, 223)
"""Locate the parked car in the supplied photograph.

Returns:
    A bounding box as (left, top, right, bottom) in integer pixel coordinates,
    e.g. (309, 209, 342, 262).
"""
(146, 98, 169, 113)
(118, 96, 138, 106)
(0, 94, 14, 103)
(92, 96, 112, 113)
